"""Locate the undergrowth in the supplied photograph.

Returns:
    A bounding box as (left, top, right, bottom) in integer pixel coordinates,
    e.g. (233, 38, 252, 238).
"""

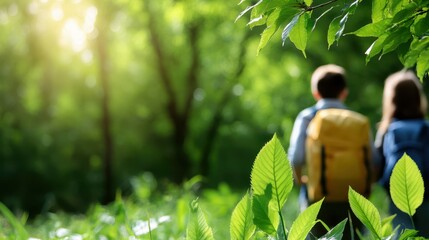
(1, 134, 425, 239)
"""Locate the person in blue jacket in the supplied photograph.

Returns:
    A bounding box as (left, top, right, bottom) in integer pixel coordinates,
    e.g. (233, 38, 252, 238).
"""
(375, 70, 429, 237)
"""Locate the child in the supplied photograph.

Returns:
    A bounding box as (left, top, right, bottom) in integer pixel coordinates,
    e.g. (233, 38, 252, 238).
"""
(375, 70, 429, 237)
(288, 64, 378, 238)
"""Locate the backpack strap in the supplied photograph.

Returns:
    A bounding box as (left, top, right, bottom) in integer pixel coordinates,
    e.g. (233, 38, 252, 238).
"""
(321, 145, 327, 195)
(363, 146, 371, 196)
(418, 122, 429, 183)
(310, 106, 330, 195)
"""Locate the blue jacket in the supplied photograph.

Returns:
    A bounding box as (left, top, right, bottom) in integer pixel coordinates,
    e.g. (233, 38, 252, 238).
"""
(379, 119, 429, 199)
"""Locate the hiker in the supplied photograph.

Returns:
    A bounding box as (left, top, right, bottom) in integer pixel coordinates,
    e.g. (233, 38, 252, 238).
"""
(375, 70, 429, 237)
(288, 64, 379, 238)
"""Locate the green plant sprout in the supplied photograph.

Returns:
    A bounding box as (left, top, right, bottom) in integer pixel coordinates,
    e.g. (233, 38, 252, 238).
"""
(186, 134, 427, 239)
(0, 134, 426, 239)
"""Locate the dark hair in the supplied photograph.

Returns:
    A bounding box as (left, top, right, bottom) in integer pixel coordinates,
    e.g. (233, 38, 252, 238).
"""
(317, 72, 347, 98)
(393, 79, 424, 119)
(378, 70, 427, 137)
(311, 64, 347, 99)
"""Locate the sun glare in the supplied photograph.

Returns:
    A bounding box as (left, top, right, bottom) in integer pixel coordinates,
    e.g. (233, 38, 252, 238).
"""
(60, 19, 86, 52)
(51, 6, 63, 21)
(59, 5, 97, 53)
(30, 0, 98, 53)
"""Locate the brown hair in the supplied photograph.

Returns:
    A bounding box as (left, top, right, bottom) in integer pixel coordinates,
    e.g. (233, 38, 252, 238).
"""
(378, 70, 427, 136)
(311, 64, 347, 99)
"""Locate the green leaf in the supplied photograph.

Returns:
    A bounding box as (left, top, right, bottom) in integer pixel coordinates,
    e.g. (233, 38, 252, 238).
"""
(372, 0, 387, 22)
(251, 0, 287, 20)
(327, 16, 341, 48)
(186, 199, 215, 240)
(304, 0, 313, 8)
(282, 13, 301, 44)
(236, 0, 263, 22)
(257, 9, 282, 54)
(250, 133, 293, 235)
(416, 49, 429, 80)
(0, 202, 29, 239)
(327, 0, 359, 48)
(349, 19, 391, 37)
(330, 13, 349, 48)
(381, 27, 411, 57)
(252, 184, 280, 235)
(230, 192, 256, 240)
(348, 187, 383, 239)
(381, 214, 396, 237)
(250, 134, 293, 212)
(248, 15, 267, 29)
(390, 153, 424, 216)
(389, 0, 408, 16)
(288, 12, 310, 57)
(288, 199, 323, 240)
(337, 14, 349, 38)
(257, 27, 277, 55)
(320, 219, 348, 239)
(257, 7, 300, 54)
(365, 34, 388, 62)
(398, 229, 419, 240)
(390, 3, 418, 26)
(401, 38, 429, 68)
(344, 0, 360, 15)
(411, 13, 429, 38)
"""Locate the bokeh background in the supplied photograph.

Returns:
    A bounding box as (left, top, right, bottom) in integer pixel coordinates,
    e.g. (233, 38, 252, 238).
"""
(0, 0, 417, 216)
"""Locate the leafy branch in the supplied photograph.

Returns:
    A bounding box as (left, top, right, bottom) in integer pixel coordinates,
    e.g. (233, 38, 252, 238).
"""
(387, 8, 429, 34)
(238, 0, 429, 79)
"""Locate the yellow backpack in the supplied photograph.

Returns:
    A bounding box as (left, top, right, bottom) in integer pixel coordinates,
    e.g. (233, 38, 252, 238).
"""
(305, 108, 371, 202)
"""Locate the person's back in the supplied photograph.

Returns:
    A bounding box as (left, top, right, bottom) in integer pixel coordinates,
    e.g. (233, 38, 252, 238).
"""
(306, 108, 372, 202)
(288, 64, 377, 239)
(375, 70, 429, 237)
(380, 120, 429, 192)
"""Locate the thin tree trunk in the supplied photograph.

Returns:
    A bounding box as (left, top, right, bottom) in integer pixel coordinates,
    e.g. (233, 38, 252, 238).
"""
(95, 7, 114, 204)
(145, 2, 201, 183)
(171, 23, 200, 181)
(22, 10, 53, 119)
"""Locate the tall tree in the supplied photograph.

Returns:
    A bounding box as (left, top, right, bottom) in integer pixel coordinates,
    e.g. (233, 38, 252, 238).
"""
(143, 0, 254, 182)
(94, 0, 114, 203)
(144, 1, 198, 182)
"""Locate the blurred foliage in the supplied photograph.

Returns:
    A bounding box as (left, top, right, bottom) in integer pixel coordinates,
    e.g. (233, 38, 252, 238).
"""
(0, 0, 412, 215)
(1, 174, 243, 239)
(0, 172, 390, 239)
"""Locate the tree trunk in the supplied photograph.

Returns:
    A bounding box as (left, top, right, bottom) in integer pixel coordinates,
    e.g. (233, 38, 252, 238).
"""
(22, 10, 53, 119)
(145, 2, 201, 183)
(95, 6, 114, 204)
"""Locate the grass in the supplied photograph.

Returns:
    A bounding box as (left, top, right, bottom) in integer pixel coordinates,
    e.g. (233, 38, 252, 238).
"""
(0, 173, 389, 239)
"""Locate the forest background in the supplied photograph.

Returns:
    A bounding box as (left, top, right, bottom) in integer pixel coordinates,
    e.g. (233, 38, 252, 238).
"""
(0, 0, 425, 216)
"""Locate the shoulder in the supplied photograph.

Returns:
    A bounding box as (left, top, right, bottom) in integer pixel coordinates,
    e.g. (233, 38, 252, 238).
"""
(385, 119, 428, 141)
(297, 106, 317, 121)
(388, 119, 426, 131)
